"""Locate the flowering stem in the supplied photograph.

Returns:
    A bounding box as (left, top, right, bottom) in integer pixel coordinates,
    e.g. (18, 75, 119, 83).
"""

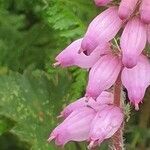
(111, 73, 124, 150)
(113, 74, 122, 106)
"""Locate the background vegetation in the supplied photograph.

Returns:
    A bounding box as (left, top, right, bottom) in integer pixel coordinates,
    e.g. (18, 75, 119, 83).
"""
(0, 0, 149, 149)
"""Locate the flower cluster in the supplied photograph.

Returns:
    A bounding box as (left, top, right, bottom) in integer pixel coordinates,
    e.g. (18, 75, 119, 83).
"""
(48, 92, 124, 149)
(49, 0, 150, 149)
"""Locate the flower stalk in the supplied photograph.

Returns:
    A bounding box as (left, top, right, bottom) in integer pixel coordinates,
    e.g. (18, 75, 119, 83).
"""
(112, 73, 124, 150)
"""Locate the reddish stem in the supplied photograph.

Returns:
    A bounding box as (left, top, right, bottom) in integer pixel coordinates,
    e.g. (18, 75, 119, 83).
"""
(111, 74, 124, 150)
(113, 74, 122, 106)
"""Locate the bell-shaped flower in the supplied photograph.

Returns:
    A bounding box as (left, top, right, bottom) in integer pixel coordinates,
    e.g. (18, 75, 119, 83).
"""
(85, 54, 122, 99)
(94, 0, 112, 6)
(48, 107, 96, 146)
(140, 0, 150, 24)
(54, 38, 109, 69)
(121, 55, 150, 110)
(88, 105, 124, 149)
(81, 7, 122, 54)
(120, 17, 147, 68)
(118, 0, 138, 20)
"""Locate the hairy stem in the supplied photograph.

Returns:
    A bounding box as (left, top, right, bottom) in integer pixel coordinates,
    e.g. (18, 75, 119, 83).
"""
(111, 74, 124, 150)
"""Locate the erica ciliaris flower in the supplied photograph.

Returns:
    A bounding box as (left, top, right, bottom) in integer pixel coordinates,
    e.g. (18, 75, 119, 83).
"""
(121, 16, 147, 68)
(49, 0, 150, 149)
(81, 7, 123, 54)
(85, 54, 122, 99)
(88, 105, 123, 149)
(121, 55, 150, 110)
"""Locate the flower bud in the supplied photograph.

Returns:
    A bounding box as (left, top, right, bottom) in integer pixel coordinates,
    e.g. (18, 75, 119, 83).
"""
(121, 55, 150, 110)
(88, 105, 123, 149)
(94, 0, 112, 6)
(140, 0, 150, 24)
(85, 54, 121, 99)
(118, 0, 138, 20)
(120, 17, 147, 68)
(48, 107, 96, 146)
(81, 7, 122, 54)
(55, 38, 107, 69)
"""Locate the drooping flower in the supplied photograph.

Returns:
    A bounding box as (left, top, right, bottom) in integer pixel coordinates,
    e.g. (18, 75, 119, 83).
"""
(94, 0, 112, 6)
(118, 0, 138, 20)
(88, 105, 123, 149)
(48, 107, 96, 146)
(85, 54, 122, 99)
(54, 38, 109, 69)
(140, 0, 150, 24)
(120, 17, 147, 68)
(81, 7, 122, 54)
(121, 55, 150, 110)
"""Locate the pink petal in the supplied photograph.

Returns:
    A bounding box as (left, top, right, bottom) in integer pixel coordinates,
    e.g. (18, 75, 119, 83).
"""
(121, 55, 150, 110)
(85, 54, 122, 99)
(81, 7, 123, 54)
(49, 107, 96, 146)
(55, 39, 82, 67)
(60, 97, 97, 118)
(96, 91, 114, 104)
(120, 17, 147, 68)
(140, 0, 150, 24)
(88, 105, 123, 148)
(118, 0, 138, 20)
(55, 38, 109, 69)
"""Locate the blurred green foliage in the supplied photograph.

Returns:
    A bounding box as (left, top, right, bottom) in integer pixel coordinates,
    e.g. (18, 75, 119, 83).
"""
(0, 0, 149, 149)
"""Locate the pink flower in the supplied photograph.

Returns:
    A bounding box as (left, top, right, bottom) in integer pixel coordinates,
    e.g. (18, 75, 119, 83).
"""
(140, 0, 150, 24)
(85, 54, 121, 99)
(94, 0, 112, 6)
(81, 7, 122, 54)
(118, 0, 138, 20)
(121, 55, 150, 110)
(48, 107, 96, 146)
(88, 105, 123, 149)
(54, 38, 109, 69)
(120, 17, 147, 68)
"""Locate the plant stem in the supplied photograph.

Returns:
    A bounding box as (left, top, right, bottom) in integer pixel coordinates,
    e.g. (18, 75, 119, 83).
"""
(111, 74, 124, 150)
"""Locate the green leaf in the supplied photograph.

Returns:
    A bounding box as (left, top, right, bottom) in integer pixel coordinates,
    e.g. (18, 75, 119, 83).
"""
(0, 69, 73, 149)
(46, 0, 98, 39)
(0, 115, 16, 135)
